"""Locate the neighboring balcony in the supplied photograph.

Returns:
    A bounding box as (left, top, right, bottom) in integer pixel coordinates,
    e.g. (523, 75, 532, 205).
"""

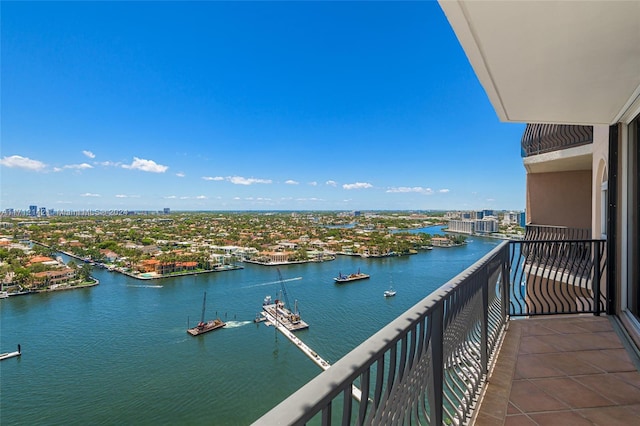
(253, 237, 640, 425)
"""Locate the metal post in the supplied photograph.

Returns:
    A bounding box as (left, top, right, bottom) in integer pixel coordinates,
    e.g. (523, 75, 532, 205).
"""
(594, 241, 601, 316)
(427, 303, 444, 426)
(481, 267, 489, 374)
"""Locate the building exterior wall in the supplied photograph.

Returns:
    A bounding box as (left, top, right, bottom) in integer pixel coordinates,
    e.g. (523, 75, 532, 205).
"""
(592, 125, 610, 239)
(526, 169, 592, 229)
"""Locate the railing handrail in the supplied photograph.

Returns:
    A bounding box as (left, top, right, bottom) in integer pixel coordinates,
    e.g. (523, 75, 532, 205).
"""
(254, 238, 608, 424)
(254, 241, 510, 425)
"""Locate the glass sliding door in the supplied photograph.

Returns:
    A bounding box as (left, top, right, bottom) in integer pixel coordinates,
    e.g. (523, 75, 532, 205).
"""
(628, 115, 640, 319)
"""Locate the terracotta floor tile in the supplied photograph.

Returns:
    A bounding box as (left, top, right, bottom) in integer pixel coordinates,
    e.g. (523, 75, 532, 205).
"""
(509, 380, 568, 412)
(532, 352, 601, 376)
(531, 377, 614, 409)
(614, 371, 640, 389)
(507, 402, 521, 415)
(515, 355, 563, 379)
(519, 336, 558, 354)
(577, 404, 640, 425)
(474, 411, 504, 426)
(575, 374, 640, 405)
(477, 316, 640, 426)
(574, 349, 637, 373)
(514, 321, 556, 336)
(504, 414, 537, 426)
(528, 410, 593, 426)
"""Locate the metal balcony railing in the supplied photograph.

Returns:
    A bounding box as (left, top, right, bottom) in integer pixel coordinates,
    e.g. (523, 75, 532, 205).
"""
(521, 123, 592, 157)
(525, 224, 591, 240)
(254, 239, 607, 425)
(509, 239, 607, 316)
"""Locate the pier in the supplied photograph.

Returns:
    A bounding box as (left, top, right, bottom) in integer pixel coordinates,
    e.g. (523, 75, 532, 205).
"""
(260, 309, 362, 401)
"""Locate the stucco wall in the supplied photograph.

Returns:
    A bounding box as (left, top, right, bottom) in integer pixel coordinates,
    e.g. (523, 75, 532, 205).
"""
(526, 169, 592, 229)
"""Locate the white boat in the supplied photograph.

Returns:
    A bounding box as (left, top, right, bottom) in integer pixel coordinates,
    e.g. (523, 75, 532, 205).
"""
(0, 291, 9, 299)
(384, 286, 396, 297)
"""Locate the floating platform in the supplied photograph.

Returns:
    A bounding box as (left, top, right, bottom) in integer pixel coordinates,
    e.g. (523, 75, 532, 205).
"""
(261, 303, 309, 332)
(187, 319, 226, 336)
(334, 272, 370, 283)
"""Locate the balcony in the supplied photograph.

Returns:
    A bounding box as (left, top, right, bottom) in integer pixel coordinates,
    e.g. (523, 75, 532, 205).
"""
(520, 124, 593, 175)
(253, 238, 640, 425)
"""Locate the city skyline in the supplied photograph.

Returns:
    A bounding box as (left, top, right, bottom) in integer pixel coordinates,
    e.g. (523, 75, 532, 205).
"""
(1, 1, 526, 212)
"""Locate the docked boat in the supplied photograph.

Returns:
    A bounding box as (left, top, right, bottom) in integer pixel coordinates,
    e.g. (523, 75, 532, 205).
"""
(260, 270, 309, 332)
(0, 291, 9, 299)
(0, 344, 21, 361)
(334, 269, 370, 283)
(384, 286, 397, 297)
(187, 292, 226, 336)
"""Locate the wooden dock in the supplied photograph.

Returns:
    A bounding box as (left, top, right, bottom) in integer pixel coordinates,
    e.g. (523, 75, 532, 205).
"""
(260, 309, 362, 401)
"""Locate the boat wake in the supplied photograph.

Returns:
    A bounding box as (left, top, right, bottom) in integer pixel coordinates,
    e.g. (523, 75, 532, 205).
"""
(224, 320, 252, 328)
(243, 276, 302, 289)
(127, 284, 163, 288)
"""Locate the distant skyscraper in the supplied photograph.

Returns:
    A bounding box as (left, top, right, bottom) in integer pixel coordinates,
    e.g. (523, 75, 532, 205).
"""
(164, 208, 170, 214)
(29, 205, 37, 217)
(40, 207, 47, 217)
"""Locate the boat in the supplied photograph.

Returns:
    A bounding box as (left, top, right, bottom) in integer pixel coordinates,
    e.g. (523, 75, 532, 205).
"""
(0, 344, 21, 361)
(384, 286, 397, 297)
(260, 269, 309, 331)
(187, 292, 226, 336)
(0, 291, 9, 299)
(334, 269, 370, 283)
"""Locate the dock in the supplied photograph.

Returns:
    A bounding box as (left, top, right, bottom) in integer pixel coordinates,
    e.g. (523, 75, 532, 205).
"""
(0, 345, 21, 361)
(261, 303, 309, 332)
(260, 309, 362, 401)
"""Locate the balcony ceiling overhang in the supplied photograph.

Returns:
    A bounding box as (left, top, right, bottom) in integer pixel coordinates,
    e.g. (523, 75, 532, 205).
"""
(439, 1, 640, 125)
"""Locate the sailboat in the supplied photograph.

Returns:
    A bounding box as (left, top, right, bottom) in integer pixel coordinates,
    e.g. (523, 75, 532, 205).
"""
(187, 291, 226, 336)
(384, 286, 397, 297)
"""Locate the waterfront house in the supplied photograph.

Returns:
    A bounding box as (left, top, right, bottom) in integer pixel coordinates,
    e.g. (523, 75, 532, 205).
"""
(32, 268, 76, 288)
(255, 2, 640, 424)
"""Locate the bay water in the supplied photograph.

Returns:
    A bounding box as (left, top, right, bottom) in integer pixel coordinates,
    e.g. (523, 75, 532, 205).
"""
(0, 228, 500, 425)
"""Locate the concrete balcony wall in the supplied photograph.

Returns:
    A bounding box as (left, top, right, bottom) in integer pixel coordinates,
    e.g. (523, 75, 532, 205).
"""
(526, 170, 592, 229)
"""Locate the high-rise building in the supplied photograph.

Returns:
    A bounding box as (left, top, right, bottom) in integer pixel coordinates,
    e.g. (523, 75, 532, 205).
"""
(29, 205, 37, 217)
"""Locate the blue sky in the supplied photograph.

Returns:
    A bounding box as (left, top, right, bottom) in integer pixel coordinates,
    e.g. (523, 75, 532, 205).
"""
(1, 1, 526, 212)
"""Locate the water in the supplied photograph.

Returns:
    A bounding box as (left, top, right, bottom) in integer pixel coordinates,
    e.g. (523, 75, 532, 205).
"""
(0, 228, 500, 425)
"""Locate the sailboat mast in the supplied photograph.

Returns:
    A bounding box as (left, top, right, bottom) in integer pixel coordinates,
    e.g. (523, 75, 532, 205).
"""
(200, 291, 207, 324)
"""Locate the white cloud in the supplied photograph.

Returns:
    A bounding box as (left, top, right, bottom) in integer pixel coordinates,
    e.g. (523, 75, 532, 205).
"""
(64, 163, 93, 170)
(176, 172, 185, 178)
(122, 157, 168, 173)
(343, 182, 373, 190)
(285, 180, 299, 185)
(0, 155, 47, 171)
(325, 180, 337, 187)
(386, 186, 433, 194)
(81, 193, 101, 197)
(227, 176, 272, 185)
(98, 161, 121, 167)
(202, 176, 224, 181)
(82, 150, 96, 159)
(233, 197, 241, 200)
(308, 181, 318, 186)
(439, 189, 450, 193)
(196, 195, 207, 199)
(115, 194, 128, 198)
(165, 195, 177, 199)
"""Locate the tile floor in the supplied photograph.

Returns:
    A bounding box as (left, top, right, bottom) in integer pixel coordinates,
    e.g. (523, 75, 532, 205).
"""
(474, 315, 640, 425)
